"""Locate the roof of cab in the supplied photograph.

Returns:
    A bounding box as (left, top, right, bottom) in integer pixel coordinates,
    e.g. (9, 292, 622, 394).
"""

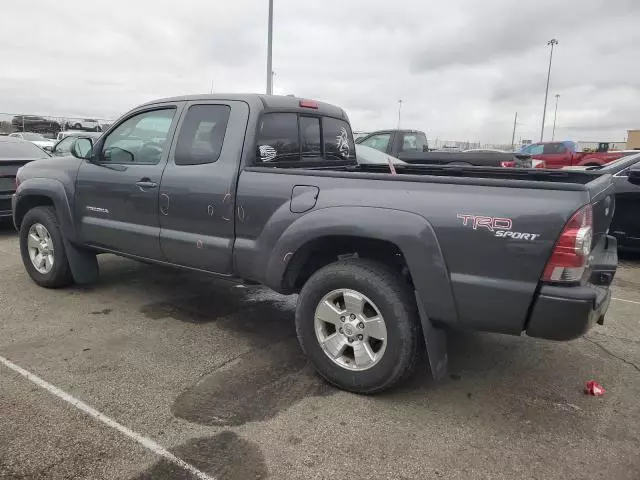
(139, 93, 348, 120)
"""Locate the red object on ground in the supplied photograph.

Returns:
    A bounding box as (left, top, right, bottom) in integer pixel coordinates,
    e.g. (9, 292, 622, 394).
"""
(585, 380, 606, 396)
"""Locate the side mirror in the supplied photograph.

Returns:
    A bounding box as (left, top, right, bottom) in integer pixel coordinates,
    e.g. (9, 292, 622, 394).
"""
(70, 137, 93, 159)
(628, 166, 640, 186)
(42, 145, 53, 152)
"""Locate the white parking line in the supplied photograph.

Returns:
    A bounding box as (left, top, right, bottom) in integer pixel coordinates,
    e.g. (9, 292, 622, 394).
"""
(0, 355, 216, 480)
(612, 297, 640, 306)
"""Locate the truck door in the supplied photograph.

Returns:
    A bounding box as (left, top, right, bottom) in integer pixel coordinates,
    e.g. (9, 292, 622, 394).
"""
(75, 105, 181, 259)
(542, 142, 571, 169)
(158, 100, 249, 273)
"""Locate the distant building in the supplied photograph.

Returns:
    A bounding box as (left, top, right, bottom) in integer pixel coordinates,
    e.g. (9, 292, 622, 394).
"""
(577, 141, 626, 152)
(627, 130, 640, 150)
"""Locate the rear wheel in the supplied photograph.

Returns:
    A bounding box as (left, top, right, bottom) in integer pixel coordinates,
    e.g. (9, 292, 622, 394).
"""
(19, 206, 73, 288)
(296, 259, 421, 394)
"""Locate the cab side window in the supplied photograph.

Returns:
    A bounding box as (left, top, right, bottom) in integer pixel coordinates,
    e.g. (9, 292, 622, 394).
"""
(522, 144, 544, 155)
(543, 142, 567, 154)
(360, 133, 391, 153)
(101, 108, 175, 165)
(174, 105, 231, 166)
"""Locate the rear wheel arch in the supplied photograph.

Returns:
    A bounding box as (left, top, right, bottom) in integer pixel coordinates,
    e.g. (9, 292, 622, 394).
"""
(282, 235, 410, 293)
(267, 207, 459, 328)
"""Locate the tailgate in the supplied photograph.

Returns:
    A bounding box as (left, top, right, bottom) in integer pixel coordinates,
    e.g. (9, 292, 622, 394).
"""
(585, 173, 616, 249)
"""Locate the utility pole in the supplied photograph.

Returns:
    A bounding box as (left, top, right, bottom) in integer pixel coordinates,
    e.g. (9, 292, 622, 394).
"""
(266, 0, 274, 95)
(511, 112, 518, 151)
(397, 99, 402, 129)
(540, 38, 558, 142)
(551, 94, 560, 141)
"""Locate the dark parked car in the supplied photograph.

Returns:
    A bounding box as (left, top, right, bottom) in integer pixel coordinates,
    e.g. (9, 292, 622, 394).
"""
(357, 129, 537, 167)
(0, 136, 50, 219)
(566, 154, 640, 249)
(11, 115, 62, 135)
(12, 94, 618, 393)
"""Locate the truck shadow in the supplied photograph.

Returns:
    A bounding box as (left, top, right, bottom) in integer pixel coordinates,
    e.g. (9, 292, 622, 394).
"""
(90, 259, 337, 427)
(75, 258, 615, 432)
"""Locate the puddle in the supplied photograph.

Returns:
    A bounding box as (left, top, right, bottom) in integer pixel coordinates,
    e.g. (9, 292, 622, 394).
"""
(172, 339, 335, 427)
(130, 431, 267, 480)
(140, 286, 298, 348)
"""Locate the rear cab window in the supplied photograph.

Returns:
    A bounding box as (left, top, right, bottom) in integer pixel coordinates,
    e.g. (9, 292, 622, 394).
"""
(256, 113, 355, 166)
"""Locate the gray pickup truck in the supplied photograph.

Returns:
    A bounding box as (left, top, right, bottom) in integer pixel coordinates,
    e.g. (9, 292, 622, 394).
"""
(12, 94, 619, 393)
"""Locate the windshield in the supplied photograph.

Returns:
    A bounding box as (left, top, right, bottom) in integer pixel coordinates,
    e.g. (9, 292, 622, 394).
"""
(21, 133, 46, 141)
(0, 140, 50, 160)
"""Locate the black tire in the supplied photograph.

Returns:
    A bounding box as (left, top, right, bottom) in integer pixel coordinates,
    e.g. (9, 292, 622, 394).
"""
(19, 206, 74, 288)
(296, 259, 422, 394)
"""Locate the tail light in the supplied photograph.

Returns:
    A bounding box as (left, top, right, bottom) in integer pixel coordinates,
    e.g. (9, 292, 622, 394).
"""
(542, 204, 593, 283)
(532, 160, 546, 168)
(500, 161, 515, 168)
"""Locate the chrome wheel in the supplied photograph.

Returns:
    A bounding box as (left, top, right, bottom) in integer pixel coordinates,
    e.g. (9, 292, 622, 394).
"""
(27, 223, 55, 274)
(314, 288, 388, 371)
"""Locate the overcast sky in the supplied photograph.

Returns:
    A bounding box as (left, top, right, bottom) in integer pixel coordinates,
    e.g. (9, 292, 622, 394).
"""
(1, 0, 639, 144)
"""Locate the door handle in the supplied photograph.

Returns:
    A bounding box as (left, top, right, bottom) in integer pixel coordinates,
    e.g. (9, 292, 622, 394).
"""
(135, 179, 158, 190)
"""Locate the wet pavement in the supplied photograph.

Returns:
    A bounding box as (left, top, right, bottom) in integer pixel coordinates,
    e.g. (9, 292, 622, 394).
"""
(1, 224, 639, 479)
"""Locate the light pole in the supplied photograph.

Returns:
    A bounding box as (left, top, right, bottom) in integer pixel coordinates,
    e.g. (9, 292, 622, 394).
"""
(511, 112, 518, 151)
(397, 100, 402, 129)
(551, 94, 560, 141)
(266, 0, 274, 95)
(540, 38, 558, 142)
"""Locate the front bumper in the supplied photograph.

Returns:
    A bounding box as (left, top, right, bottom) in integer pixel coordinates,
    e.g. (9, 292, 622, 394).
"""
(0, 193, 13, 218)
(526, 234, 617, 341)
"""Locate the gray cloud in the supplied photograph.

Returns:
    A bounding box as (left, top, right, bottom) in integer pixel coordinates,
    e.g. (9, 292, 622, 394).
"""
(1, 0, 639, 144)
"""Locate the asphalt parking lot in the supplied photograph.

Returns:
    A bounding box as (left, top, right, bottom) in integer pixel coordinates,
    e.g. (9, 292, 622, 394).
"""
(1, 224, 639, 480)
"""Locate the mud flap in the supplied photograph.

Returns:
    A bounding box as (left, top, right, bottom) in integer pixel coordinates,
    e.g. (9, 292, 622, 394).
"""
(415, 290, 448, 380)
(63, 238, 99, 284)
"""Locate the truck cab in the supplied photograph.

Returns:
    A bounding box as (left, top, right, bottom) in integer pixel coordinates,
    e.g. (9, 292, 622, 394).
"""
(520, 141, 576, 169)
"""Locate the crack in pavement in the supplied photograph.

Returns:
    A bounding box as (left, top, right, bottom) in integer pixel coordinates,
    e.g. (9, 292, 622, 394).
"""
(584, 337, 640, 373)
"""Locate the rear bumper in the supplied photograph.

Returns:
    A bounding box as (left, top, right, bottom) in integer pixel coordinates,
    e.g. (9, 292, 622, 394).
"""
(526, 235, 617, 341)
(526, 284, 611, 340)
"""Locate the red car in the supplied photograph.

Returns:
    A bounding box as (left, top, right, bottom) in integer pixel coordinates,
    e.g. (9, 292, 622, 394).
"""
(519, 141, 629, 169)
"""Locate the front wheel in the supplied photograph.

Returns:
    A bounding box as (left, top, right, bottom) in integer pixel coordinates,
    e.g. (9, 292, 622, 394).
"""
(19, 206, 74, 288)
(296, 259, 422, 394)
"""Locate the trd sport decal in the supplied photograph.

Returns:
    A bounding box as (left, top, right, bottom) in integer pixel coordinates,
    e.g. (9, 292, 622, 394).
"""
(457, 213, 540, 241)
